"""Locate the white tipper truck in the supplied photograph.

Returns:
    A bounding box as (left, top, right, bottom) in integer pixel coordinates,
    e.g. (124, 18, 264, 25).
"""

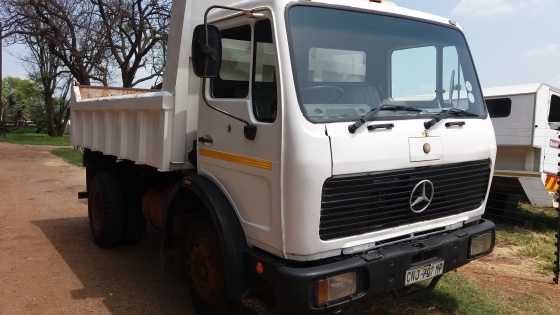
(70, 0, 497, 313)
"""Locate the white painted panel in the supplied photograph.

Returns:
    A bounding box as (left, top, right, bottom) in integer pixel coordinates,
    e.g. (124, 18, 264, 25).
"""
(203, 163, 272, 229)
(409, 137, 442, 162)
(518, 177, 552, 207)
(138, 111, 148, 164)
(118, 111, 129, 159)
(126, 111, 139, 161)
(92, 112, 102, 151)
(84, 112, 93, 148)
(71, 111, 81, 146)
(490, 94, 535, 146)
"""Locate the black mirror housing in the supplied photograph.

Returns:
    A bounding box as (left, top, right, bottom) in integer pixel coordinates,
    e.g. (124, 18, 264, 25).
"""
(192, 24, 222, 78)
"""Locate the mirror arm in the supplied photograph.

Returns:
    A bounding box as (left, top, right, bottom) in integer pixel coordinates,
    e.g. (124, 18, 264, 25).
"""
(204, 5, 262, 47)
(201, 5, 261, 141)
(201, 80, 257, 141)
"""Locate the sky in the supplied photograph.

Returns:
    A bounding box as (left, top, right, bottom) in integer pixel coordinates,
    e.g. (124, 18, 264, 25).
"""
(2, 0, 560, 89)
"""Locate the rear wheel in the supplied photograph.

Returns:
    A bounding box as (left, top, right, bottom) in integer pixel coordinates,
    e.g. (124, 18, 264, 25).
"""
(88, 171, 125, 249)
(120, 175, 146, 245)
(123, 208, 146, 245)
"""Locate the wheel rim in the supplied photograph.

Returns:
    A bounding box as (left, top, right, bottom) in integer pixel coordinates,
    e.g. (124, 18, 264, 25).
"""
(189, 237, 224, 304)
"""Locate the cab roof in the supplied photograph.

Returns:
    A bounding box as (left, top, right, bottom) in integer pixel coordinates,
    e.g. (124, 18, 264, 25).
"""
(307, 0, 454, 27)
(210, 0, 458, 29)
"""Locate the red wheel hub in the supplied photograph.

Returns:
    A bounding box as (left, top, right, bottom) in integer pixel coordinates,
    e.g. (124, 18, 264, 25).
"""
(189, 237, 224, 304)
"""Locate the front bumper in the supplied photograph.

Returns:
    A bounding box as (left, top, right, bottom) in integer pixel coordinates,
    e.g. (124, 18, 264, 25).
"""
(249, 219, 495, 314)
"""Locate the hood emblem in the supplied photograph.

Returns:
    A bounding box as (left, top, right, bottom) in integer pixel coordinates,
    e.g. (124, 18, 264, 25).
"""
(410, 180, 435, 214)
(423, 143, 431, 154)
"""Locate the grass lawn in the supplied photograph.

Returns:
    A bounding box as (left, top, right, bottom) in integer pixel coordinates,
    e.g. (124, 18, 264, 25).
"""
(395, 202, 559, 315)
(404, 272, 510, 315)
(0, 128, 82, 166)
(496, 204, 558, 273)
(51, 148, 83, 167)
(0, 127, 70, 146)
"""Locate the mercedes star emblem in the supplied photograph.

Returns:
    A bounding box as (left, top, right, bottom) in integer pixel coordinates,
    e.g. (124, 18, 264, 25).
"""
(410, 180, 435, 214)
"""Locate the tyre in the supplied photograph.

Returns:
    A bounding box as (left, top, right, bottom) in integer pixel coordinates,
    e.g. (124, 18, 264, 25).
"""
(88, 171, 126, 249)
(121, 180, 146, 245)
(116, 163, 146, 245)
(123, 207, 146, 245)
(185, 219, 229, 315)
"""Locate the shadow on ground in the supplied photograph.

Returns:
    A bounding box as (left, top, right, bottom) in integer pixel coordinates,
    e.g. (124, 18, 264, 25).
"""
(33, 217, 465, 315)
(33, 217, 193, 315)
(364, 285, 460, 315)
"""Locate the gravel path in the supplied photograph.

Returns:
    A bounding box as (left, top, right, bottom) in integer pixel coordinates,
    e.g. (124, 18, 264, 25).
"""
(0, 143, 192, 315)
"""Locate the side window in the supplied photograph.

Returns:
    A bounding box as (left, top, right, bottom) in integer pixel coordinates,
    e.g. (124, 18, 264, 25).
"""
(486, 98, 512, 118)
(211, 25, 251, 98)
(549, 95, 560, 123)
(391, 46, 436, 100)
(252, 20, 277, 123)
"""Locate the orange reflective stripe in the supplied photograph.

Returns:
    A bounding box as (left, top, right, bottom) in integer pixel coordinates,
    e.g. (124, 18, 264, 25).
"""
(545, 175, 560, 192)
(199, 148, 273, 170)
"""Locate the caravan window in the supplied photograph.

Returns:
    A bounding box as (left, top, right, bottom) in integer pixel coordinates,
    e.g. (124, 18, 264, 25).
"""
(486, 98, 511, 118)
(549, 95, 560, 123)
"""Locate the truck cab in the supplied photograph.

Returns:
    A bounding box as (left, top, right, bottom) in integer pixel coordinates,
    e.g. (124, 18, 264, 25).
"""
(71, 0, 497, 313)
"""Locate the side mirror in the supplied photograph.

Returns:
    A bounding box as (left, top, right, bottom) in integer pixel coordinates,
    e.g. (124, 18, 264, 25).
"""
(192, 24, 222, 78)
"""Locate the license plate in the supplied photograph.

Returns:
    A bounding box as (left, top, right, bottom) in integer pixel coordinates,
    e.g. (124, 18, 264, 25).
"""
(405, 260, 445, 286)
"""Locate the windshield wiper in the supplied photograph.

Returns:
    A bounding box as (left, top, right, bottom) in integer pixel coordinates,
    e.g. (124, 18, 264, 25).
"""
(424, 108, 480, 130)
(348, 105, 423, 134)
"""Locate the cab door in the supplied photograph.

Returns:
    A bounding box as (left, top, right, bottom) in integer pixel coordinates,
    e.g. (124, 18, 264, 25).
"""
(197, 16, 283, 252)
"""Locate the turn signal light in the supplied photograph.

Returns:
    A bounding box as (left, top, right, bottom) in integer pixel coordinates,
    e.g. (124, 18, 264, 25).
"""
(315, 272, 357, 306)
(469, 232, 494, 258)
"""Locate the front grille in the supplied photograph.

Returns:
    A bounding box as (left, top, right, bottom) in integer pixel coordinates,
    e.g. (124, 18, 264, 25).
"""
(320, 160, 491, 240)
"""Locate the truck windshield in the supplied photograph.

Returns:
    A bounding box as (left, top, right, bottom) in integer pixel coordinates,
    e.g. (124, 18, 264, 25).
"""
(287, 6, 486, 123)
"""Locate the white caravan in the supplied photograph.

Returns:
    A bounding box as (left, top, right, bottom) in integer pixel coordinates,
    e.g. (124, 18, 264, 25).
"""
(484, 83, 560, 207)
(71, 0, 496, 313)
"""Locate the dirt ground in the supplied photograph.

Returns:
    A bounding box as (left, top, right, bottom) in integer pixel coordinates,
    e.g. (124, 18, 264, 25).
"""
(0, 143, 193, 315)
(1, 142, 560, 315)
(461, 247, 560, 314)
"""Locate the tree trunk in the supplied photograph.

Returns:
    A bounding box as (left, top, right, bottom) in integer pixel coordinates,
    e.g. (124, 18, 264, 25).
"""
(44, 93, 55, 137)
(54, 107, 70, 137)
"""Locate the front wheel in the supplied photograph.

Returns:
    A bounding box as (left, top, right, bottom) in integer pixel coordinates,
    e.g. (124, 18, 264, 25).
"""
(184, 219, 276, 315)
(185, 220, 228, 315)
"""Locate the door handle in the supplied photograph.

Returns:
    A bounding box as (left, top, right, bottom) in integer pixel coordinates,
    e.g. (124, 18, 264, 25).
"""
(198, 135, 214, 144)
(368, 123, 395, 131)
(445, 121, 466, 128)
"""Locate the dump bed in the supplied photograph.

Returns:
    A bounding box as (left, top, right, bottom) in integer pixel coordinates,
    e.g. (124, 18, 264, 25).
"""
(70, 85, 180, 170)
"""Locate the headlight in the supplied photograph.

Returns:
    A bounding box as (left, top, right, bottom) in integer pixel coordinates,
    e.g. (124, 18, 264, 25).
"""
(469, 232, 494, 257)
(315, 272, 357, 306)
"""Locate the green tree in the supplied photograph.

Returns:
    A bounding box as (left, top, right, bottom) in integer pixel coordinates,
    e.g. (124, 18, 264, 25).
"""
(1, 77, 41, 125)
